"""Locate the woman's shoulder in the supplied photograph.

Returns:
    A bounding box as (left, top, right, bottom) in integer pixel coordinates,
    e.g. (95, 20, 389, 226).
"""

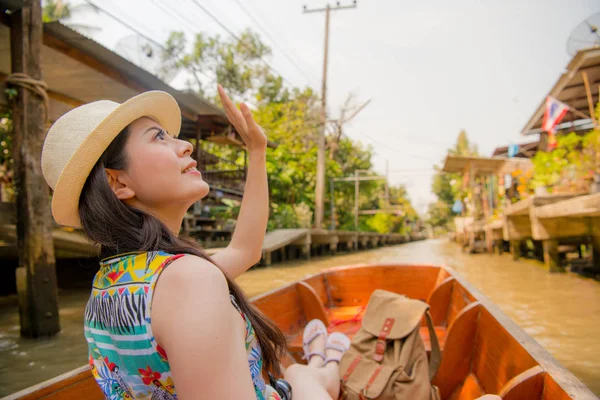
(153, 253, 229, 300)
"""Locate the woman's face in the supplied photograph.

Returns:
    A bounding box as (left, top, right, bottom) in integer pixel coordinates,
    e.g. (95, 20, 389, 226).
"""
(116, 117, 209, 211)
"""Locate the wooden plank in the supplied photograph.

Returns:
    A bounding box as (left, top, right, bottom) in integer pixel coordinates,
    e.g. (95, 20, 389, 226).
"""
(262, 229, 309, 253)
(433, 302, 481, 399)
(427, 277, 454, 326)
(498, 366, 545, 400)
(252, 284, 305, 335)
(297, 282, 329, 326)
(471, 308, 538, 394)
(510, 240, 521, 261)
(1, 365, 102, 400)
(503, 215, 532, 241)
(324, 265, 441, 306)
(303, 274, 330, 307)
(448, 373, 485, 400)
(449, 270, 596, 399)
(534, 193, 600, 219)
(447, 280, 476, 327)
(505, 197, 533, 216)
(530, 216, 592, 240)
(543, 373, 575, 400)
(543, 239, 562, 273)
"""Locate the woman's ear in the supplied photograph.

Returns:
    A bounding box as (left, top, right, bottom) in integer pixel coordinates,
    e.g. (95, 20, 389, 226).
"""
(105, 168, 135, 200)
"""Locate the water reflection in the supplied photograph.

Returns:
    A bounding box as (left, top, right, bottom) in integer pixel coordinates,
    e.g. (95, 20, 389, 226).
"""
(1, 239, 599, 395)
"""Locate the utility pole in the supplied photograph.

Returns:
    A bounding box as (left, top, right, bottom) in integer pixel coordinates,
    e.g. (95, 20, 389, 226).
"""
(8, 0, 60, 337)
(385, 160, 390, 207)
(303, 0, 357, 229)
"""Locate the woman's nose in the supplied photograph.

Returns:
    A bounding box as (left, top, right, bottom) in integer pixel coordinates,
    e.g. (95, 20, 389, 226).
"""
(178, 138, 193, 157)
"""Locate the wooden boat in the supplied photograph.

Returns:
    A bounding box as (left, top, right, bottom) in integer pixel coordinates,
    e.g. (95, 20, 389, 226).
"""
(2, 263, 596, 400)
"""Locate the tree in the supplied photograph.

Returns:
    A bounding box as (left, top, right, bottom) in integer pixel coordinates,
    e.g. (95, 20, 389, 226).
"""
(163, 29, 286, 103)
(42, 0, 99, 35)
(163, 29, 420, 232)
(427, 130, 478, 228)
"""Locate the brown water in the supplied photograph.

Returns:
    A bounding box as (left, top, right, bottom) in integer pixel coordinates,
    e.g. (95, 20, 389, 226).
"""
(1, 239, 599, 396)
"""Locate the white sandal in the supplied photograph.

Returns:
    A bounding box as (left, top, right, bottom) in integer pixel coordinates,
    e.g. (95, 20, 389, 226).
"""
(302, 319, 327, 362)
(324, 332, 351, 365)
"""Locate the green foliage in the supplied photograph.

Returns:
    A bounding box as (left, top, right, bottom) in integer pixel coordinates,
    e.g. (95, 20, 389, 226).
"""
(162, 29, 421, 232)
(427, 130, 478, 228)
(530, 132, 587, 191)
(0, 107, 14, 201)
(43, 0, 71, 22)
(426, 201, 451, 229)
(164, 29, 286, 103)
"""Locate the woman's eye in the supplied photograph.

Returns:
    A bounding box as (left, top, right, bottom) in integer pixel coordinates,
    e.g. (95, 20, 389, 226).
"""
(155, 130, 166, 140)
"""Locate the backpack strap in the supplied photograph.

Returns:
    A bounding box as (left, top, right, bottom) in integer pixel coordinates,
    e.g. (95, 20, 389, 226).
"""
(342, 354, 362, 383)
(424, 310, 441, 380)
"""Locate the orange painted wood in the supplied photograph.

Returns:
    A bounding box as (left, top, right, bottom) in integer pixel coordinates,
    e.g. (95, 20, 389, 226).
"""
(427, 277, 455, 326)
(499, 365, 545, 400)
(297, 281, 329, 326)
(3, 365, 103, 400)
(542, 374, 574, 400)
(449, 373, 485, 400)
(325, 265, 441, 306)
(7, 264, 592, 400)
(419, 325, 448, 352)
(303, 274, 330, 307)
(433, 302, 482, 399)
(447, 280, 477, 326)
(253, 284, 305, 335)
(472, 308, 538, 394)
(328, 306, 365, 321)
(434, 267, 452, 287)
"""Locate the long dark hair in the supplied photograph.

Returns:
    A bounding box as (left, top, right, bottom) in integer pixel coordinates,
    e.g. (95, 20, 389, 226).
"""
(78, 125, 287, 375)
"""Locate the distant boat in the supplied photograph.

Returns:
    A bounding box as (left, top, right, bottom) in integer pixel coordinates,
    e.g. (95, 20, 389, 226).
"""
(3, 263, 596, 399)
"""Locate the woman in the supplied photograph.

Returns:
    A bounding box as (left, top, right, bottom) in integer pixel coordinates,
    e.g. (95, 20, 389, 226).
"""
(41, 86, 350, 399)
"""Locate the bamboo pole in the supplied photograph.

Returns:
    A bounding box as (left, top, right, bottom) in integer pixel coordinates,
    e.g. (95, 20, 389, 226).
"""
(582, 71, 596, 125)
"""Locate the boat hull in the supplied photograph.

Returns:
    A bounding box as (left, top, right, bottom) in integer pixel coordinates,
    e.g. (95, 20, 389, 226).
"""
(2, 264, 596, 400)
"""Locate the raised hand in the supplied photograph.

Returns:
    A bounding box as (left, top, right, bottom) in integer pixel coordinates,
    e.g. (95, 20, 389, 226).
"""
(217, 84, 267, 153)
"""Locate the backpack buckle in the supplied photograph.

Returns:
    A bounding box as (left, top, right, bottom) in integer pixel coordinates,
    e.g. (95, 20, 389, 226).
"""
(373, 318, 395, 362)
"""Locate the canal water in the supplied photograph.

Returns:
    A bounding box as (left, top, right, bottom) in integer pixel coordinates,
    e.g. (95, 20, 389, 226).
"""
(1, 238, 599, 396)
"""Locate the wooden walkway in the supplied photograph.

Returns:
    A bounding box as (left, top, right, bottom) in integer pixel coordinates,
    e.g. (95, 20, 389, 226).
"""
(185, 229, 415, 265)
(0, 224, 99, 259)
(454, 192, 600, 273)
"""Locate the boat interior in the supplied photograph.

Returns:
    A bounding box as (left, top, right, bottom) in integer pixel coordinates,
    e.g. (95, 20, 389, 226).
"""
(253, 264, 574, 400)
(4, 264, 585, 400)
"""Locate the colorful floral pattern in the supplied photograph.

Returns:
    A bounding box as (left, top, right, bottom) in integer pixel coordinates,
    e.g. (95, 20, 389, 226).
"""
(85, 251, 277, 399)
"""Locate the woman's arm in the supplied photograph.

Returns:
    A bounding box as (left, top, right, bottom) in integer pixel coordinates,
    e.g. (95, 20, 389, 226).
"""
(211, 85, 269, 279)
(151, 256, 257, 399)
(211, 150, 267, 278)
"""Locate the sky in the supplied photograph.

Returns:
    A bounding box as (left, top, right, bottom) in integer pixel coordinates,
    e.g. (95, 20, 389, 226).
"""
(68, 0, 600, 214)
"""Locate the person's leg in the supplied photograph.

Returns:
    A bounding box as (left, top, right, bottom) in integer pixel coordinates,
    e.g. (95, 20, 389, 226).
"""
(283, 364, 334, 399)
(282, 329, 347, 400)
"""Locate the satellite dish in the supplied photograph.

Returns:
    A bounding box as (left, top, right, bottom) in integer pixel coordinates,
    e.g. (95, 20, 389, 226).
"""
(567, 12, 600, 56)
(114, 35, 180, 83)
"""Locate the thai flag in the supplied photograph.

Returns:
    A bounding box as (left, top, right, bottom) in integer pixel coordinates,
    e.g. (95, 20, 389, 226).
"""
(542, 96, 569, 133)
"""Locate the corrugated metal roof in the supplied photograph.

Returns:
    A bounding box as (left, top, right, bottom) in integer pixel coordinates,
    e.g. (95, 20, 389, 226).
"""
(521, 47, 600, 135)
(442, 155, 532, 175)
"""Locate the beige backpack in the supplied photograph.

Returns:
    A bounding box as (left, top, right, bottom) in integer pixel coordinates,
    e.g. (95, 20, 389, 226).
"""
(338, 289, 441, 400)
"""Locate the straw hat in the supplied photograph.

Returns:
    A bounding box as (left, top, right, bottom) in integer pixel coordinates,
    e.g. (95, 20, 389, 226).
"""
(41, 91, 182, 228)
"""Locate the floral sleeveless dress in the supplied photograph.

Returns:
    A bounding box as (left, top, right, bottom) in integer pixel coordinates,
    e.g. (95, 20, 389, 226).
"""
(84, 250, 281, 399)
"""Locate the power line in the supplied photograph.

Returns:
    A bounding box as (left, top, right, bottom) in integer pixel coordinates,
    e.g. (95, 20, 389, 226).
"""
(232, 0, 318, 87)
(188, 0, 295, 87)
(358, 132, 439, 162)
(83, 0, 212, 84)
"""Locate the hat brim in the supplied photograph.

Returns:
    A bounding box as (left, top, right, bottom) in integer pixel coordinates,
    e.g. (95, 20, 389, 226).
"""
(52, 91, 182, 228)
